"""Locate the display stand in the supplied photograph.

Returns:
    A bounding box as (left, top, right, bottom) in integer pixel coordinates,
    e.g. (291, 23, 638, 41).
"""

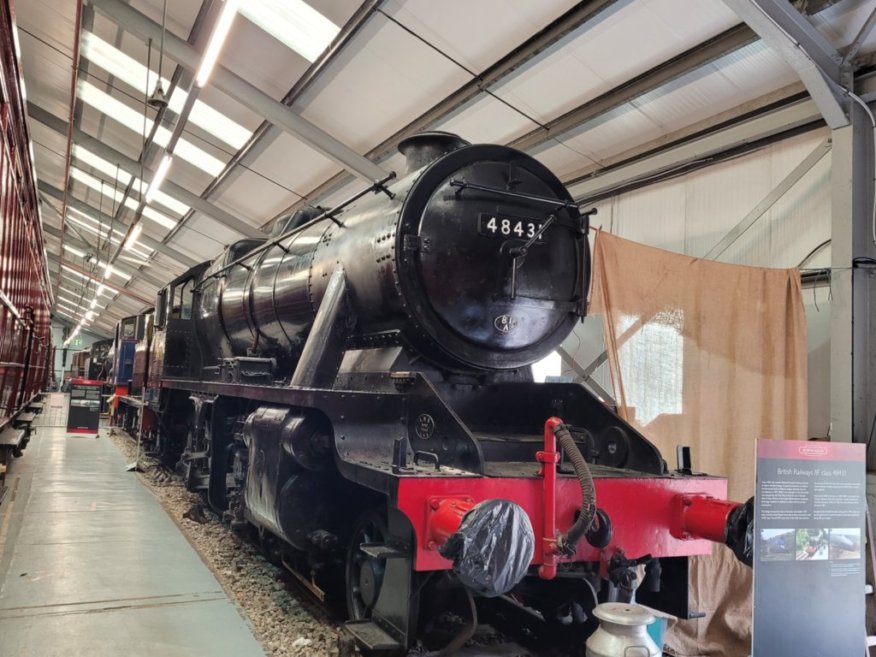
(66, 378, 103, 434)
(752, 439, 865, 656)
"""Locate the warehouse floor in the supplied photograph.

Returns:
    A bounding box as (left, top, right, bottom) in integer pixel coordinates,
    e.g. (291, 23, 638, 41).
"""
(0, 394, 266, 657)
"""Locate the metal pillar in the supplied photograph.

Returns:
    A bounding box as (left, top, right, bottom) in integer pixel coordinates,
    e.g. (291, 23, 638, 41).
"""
(830, 100, 876, 456)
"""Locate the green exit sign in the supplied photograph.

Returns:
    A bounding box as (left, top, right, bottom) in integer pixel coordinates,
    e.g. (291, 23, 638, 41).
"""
(70, 336, 82, 349)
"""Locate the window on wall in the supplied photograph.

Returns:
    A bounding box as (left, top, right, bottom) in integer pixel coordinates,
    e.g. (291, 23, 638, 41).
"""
(616, 309, 684, 427)
(531, 350, 562, 382)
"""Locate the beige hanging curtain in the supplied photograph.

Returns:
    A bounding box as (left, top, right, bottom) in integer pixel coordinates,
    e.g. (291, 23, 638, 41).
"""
(589, 231, 808, 657)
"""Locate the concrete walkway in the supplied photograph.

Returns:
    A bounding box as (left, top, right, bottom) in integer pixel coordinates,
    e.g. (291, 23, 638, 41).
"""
(0, 393, 267, 657)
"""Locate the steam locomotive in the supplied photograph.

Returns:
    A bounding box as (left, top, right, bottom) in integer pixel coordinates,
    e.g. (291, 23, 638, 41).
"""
(115, 133, 747, 653)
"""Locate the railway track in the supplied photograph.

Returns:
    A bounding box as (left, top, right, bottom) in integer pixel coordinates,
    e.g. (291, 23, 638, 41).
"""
(109, 426, 588, 657)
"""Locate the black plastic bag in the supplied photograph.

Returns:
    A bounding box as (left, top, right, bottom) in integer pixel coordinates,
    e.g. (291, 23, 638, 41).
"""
(439, 499, 535, 597)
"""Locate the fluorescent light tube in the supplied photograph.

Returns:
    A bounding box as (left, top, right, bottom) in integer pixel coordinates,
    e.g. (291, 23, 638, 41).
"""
(197, 0, 241, 88)
(145, 155, 173, 204)
(124, 223, 143, 251)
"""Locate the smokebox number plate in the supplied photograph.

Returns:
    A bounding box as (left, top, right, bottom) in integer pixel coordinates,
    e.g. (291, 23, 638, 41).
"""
(478, 213, 544, 242)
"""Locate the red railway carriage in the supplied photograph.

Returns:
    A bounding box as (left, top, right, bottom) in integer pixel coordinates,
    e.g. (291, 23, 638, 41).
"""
(0, 0, 52, 486)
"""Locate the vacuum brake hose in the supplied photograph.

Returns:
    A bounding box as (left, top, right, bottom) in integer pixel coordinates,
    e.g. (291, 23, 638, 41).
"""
(554, 423, 596, 555)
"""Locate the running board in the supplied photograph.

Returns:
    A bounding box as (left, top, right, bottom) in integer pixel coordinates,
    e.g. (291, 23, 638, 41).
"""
(344, 621, 403, 654)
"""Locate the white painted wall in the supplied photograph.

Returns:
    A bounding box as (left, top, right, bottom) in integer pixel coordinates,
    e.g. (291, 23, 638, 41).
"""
(51, 320, 105, 386)
(562, 129, 833, 437)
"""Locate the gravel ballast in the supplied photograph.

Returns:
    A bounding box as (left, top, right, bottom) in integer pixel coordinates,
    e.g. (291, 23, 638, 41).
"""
(107, 427, 342, 657)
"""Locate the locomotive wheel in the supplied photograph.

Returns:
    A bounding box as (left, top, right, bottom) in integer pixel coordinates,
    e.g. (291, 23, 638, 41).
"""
(346, 509, 389, 620)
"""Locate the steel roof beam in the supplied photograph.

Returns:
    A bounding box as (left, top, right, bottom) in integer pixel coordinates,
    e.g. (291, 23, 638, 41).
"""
(509, 25, 757, 154)
(163, 0, 387, 244)
(42, 223, 164, 289)
(566, 72, 876, 203)
(89, 0, 388, 184)
(28, 103, 264, 240)
(45, 252, 153, 305)
(39, 180, 200, 268)
(843, 5, 876, 66)
(722, 0, 848, 128)
(265, 0, 632, 226)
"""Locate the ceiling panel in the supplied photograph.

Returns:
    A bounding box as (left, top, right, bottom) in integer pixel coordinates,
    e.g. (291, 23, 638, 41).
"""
(127, 0, 203, 45)
(296, 15, 472, 152)
(382, 0, 581, 74)
(14, 0, 76, 55)
(178, 212, 242, 255)
(493, 0, 740, 127)
(220, 12, 311, 103)
(213, 168, 303, 227)
(248, 131, 341, 203)
(555, 103, 665, 169)
(435, 94, 539, 145)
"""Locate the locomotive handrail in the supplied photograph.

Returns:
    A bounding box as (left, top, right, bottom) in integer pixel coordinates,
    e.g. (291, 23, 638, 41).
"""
(448, 179, 583, 211)
(193, 172, 397, 291)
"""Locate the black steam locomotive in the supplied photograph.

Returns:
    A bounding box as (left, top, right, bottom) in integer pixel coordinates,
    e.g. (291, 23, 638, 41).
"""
(119, 133, 744, 653)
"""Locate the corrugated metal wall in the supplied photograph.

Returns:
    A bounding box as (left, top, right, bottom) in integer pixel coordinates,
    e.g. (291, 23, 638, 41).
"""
(562, 128, 832, 437)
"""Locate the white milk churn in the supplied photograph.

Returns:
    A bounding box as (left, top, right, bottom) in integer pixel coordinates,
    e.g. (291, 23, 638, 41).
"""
(585, 602, 661, 657)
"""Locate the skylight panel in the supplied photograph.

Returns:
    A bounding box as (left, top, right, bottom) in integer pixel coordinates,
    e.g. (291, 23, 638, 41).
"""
(70, 167, 126, 204)
(187, 99, 251, 150)
(81, 31, 169, 98)
(55, 308, 80, 320)
(139, 204, 178, 229)
(148, 187, 190, 216)
(78, 81, 226, 176)
(59, 291, 105, 306)
(70, 166, 178, 230)
(57, 298, 85, 311)
(61, 261, 131, 282)
(63, 244, 87, 258)
(67, 208, 129, 242)
(82, 32, 251, 149)
(172, 139, 224, 177)
(74, 147, 190, 216)
(239, 0, 339, 62)
(73, 145, 133, 186)
(67, 215, 122, 245)
(60, 284, 114, 300)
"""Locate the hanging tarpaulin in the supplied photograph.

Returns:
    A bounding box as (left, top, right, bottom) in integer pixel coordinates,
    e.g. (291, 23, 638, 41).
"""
(589, 231, 809, 657)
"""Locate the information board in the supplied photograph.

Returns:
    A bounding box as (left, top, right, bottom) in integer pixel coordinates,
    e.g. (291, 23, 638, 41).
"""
(752, 439, 865, 656)
(67, 379, 103, 434)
